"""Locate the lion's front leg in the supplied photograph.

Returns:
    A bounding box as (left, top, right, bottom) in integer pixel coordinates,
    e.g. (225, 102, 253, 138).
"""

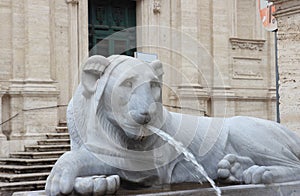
(45, 148, 119, 196)
(217, 154, 255, 184)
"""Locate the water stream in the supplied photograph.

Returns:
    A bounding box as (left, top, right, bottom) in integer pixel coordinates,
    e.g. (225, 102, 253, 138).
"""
(146, 125, 222, 196)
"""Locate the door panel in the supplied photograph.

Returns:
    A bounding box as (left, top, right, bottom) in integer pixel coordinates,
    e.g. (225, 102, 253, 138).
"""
(88, 0, 136, 57)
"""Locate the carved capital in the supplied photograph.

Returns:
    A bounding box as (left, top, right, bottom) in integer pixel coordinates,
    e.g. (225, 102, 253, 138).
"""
(153, 0, 161, 14)
(229, 38, 266, 51)
(66, 0, 79, 5)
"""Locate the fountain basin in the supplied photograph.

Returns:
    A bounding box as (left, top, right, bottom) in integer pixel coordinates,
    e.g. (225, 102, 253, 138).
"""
(12, 180, 300, 196)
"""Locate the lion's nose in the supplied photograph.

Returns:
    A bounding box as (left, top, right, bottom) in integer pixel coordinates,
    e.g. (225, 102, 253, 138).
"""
(131, 111, 151, 125)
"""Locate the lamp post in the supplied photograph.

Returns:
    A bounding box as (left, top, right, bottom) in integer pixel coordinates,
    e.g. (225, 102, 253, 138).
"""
(258, 0, 279, 122)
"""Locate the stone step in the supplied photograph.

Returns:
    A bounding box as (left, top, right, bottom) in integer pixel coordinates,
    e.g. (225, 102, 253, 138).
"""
(25, 145, 70, 152)
(37, 139, 70, 145)
(0, 126, 69, 193)
(46, 133, 69, 139)
(0, 172, 49, 183)
(0, 158, 58, 166)
(0, 126, 70, 193)
(59, 121, 67, 127)
(0, 180, 45, 193)
(0, 165, 54, 174)
(55, 127, 68, 133)
(10, 151, 65, 159)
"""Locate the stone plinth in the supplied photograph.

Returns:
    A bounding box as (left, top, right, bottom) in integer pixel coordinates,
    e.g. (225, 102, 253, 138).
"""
(9, 80, 59, 140)
(0, 80, 60, 157)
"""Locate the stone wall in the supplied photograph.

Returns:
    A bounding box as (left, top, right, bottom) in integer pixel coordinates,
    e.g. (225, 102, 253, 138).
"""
(136, 0, 276, 119)
(272, 0, 300, 133)
(0, 0, 88, 156)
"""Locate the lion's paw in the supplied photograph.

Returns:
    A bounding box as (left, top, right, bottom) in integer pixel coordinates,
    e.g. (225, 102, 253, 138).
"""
(217, 154, 255, 184)
(74, 175, 120, 195)
(45, 157, 78, 195)
(242, 165, 273, 184)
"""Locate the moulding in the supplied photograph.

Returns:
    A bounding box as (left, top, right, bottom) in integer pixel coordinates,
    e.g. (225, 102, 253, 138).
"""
(177, 84, 210, 99)
(229, 38, 265, 51)
(66, 0, 79, 5)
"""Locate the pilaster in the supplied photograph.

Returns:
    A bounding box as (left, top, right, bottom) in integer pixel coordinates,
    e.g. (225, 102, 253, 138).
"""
(271, 0, 300, 132)
(7, 0, 60, 141)
(67, 0, 80, 95)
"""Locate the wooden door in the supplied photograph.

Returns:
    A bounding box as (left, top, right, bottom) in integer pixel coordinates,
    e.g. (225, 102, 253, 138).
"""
(88, 0, 136, 57)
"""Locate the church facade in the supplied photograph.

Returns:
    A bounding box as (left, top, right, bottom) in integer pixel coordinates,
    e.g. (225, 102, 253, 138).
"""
(0, 0, 277, 156)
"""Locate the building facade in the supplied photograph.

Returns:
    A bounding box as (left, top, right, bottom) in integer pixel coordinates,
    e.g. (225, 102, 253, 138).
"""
(0, 0, 277, 157)
(272, 0, 300, 133)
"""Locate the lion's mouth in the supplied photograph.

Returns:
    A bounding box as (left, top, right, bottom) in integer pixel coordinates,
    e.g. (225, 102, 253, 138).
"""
(123, 125, 151, 141)
(137, 126, 148, 141)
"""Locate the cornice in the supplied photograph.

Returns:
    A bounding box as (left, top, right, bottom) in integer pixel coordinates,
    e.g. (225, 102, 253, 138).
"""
(66, 0, 79, 5)
(229, 38, 266, 51)
(271, 0, 300, 17)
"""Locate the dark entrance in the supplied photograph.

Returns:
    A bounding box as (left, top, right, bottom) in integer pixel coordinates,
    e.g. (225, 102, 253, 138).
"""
(88, 0, 136, 57)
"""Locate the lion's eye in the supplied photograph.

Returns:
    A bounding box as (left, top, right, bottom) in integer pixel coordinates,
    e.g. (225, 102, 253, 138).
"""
(150, 81, 160, 88)
(121, 79, 133, 88)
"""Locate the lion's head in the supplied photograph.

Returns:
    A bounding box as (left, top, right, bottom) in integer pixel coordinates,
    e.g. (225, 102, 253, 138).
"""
(70, 55, 180, 171)
(80, 55, 165, 141)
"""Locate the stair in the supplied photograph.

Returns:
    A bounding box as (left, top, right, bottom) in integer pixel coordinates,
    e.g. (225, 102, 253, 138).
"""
(0, 124, 70, 194)
(25, 144, 70, 152)
(10, 151, 66, 159)
(0, 165, 54, 174)
(0, 172, 50, 183)
(38, 139, 70, 145)
(46, 133, 70, 139)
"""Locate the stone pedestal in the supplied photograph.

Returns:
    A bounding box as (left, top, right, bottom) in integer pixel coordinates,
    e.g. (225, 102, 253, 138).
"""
(8, 80, 59, 140)
(0, 80, 59, 157)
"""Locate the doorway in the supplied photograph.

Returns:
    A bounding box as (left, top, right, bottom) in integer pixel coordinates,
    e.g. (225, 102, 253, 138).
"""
(88, 0, 136, 57)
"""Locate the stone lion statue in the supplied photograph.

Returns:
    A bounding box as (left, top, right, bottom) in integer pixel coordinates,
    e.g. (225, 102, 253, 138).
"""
(46, 55, 300, 195)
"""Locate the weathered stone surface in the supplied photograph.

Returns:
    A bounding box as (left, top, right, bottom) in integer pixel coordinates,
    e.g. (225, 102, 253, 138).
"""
(272, 0, 300, 132)
(46, 55, 300, 195)
(0, 125, 70, 193)
(16, 180, 300, 196)
(0, 0, 279, 158)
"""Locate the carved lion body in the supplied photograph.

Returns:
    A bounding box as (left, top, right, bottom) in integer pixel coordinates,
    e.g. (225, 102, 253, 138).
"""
(46, 55, 300, 195)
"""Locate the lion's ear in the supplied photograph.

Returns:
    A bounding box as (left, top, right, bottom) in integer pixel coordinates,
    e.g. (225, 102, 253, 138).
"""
(150, 60, 164, 82)
(81, 55, 110, 97)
